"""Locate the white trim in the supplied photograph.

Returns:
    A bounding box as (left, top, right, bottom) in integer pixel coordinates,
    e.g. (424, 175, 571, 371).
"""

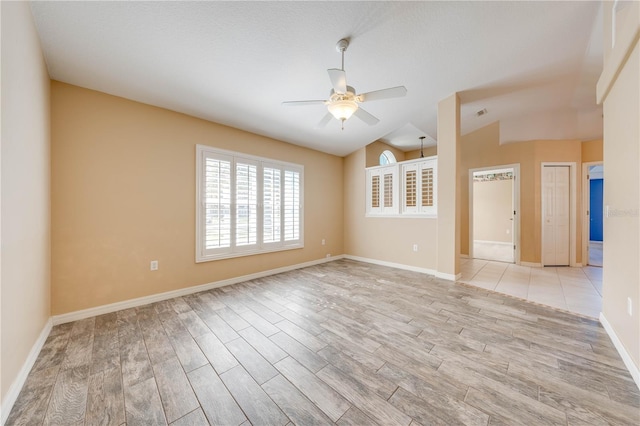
(343, 255, 438, 277)
(541, 162, 577, 267)
(473, 240, 513, 246)
(600, 312, 640, 390)
(1, 318, 53, 425)
(469, 164, 520, 264)
(435, 271, 462, 281)
(52, 256, 341, 325)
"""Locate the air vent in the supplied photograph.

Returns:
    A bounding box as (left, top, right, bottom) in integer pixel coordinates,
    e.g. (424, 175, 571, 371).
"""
(476, 108, 488, 117)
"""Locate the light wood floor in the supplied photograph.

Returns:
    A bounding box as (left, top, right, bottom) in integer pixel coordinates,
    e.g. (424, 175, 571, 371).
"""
(7, 259, 639, 425)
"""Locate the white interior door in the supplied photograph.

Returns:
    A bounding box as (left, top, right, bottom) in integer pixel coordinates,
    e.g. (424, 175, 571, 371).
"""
(543, 166, 570, 266)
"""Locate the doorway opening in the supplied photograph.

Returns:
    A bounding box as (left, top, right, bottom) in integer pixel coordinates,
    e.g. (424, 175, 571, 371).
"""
(469, 165, 519, 263)
(583, 163, 603, 267)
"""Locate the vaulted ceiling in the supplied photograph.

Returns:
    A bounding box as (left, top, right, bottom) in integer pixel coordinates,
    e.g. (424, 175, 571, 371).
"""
(30, 1, 603, 156)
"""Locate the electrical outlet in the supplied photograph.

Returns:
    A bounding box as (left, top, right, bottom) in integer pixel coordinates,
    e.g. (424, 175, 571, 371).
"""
(628, 297, 633, 316)
(322, 239, 326, 245)
(150, 260, 158, 271)
(413, 244, 418, 252)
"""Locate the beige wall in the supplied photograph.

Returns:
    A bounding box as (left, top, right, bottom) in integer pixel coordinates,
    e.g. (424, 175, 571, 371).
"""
(437, 94, 461, 277)
(51, 82, 344, 315)
(365, 141, 405, 167)
(473, 179, 513, 243)
(343, 148, 438, 270)
(406, 146, 438, 160)
(1, 1, 51, 403)
(599, 0, 639, 372)
(582, 139, 604, 163)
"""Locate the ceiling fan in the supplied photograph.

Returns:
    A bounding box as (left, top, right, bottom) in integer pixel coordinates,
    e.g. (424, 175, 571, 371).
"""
(282, 39, 407, 130)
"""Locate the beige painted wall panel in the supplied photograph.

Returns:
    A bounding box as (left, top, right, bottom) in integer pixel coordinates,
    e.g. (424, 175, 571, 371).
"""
(1, 1, 51, 401)
(602, 41, 639, 368)
(436, 94, 461, 277)
(51, 82, 343, 315)
(581, 139, 603, 163)
(473, 179, 513, 243)
(343, 148, 438, 270)
(365, 141, 405, 167)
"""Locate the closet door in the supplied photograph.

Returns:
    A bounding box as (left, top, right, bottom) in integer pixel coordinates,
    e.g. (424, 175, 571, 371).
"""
(542, 166, 570, 266)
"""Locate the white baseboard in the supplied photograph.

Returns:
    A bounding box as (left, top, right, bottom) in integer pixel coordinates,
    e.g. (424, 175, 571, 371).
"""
(52, 255, 343, 325)
(343, 255, 440, 277)
(600, 312, 640, 390)
(1, 318, 53, 425)
(435, 271, 462, 281)
(473, 240, 513, 246)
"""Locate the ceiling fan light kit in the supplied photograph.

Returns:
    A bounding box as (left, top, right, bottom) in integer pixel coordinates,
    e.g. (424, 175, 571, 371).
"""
(283, 38, 407, 130)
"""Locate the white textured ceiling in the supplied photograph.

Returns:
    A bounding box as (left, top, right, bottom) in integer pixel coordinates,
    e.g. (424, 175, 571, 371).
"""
(30, 1, 603, 156)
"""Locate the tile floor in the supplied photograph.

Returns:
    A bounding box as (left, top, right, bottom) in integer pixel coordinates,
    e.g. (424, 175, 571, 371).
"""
(460, 258, 603, 318)
(588, 240, 603, 267)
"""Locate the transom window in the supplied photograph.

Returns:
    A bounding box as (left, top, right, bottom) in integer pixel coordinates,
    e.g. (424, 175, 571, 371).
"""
(379, 150, 397, 165)
(196, 145, 303, 262)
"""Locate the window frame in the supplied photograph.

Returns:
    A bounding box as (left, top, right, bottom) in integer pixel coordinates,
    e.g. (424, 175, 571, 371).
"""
(366, 156, 437, 218)
(196, 145, 304, 263)
(366, 164, 399, 216)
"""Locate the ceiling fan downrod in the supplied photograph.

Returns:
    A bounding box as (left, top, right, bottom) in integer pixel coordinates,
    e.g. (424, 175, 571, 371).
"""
(336, 39, 349, 71)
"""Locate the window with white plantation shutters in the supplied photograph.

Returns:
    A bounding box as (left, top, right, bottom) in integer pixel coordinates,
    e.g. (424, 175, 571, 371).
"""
(196, 145, 303, 262)
(366, 165, 398, 215)
(367, 156, 437, 217)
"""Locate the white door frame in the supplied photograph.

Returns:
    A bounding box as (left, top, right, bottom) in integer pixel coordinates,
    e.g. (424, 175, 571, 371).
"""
(469, 164, 520, 264)
(541, 162, 577, 267)
(582, 161, 603, 266)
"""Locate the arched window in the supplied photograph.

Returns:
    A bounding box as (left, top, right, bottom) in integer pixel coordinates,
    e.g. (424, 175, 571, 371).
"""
(379, 150, 397, 165)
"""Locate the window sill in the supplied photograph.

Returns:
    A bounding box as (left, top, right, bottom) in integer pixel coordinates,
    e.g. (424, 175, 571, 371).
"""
(196, 242, 304, 263)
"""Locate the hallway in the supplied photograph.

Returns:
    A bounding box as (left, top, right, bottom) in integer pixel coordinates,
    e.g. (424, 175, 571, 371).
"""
(460, 258, 602, 318)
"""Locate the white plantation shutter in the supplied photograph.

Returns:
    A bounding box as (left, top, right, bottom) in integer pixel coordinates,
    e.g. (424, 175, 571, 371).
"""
(263, 167, 281, 243)
(401, 158, 437, 215)
(421, 167, 434, 208)
(204, 155, 232, 250)
(235, 161, 258, 246)
(283, 170, 300, 241)
(196, 145, 304, 262)
(371, 175, 380, 208)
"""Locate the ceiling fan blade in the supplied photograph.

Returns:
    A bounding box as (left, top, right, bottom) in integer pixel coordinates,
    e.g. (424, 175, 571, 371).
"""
(327, 68, 347, 94)
(282, 100, 327, 106)
(315, 112, 333, 128)
(353, 107, 380, 126)
(358, 86, 407, 102)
